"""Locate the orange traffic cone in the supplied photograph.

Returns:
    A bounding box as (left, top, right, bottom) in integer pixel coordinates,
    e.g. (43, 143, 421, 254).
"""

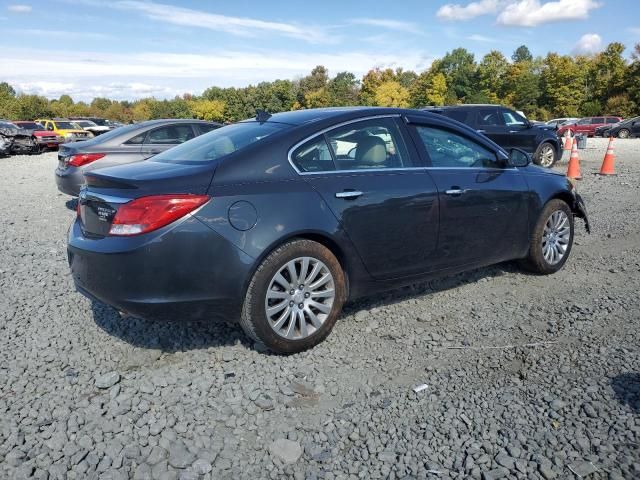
(563, 130, 573, 150)
(566, 138, 582, 180)
(597, 137, 616, 175)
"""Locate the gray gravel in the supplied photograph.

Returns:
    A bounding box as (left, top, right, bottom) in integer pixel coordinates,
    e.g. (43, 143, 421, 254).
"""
(1, 137, 639, 479)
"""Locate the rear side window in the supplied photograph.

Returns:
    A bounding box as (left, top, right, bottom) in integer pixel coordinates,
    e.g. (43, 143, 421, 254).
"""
(146, 125, 195, 144)
(292, 137, 335, 173)
(125, 132, 146, 145)
(441, 110, 469, 123)
(477, 109, 503, 126)
(152, 121, 288, 163)
(415, 126, 500, 169)
(606, 118, 619, 124)
(197, 123, 220, 134)
(592, 117, 604, 124)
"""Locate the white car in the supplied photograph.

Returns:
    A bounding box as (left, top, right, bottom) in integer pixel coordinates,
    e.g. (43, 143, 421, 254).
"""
(73, 120, 111, 136)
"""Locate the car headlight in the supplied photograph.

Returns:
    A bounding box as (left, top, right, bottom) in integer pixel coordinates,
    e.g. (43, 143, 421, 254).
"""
(65, 133, 75, 140)
(57, 136, 65, 142)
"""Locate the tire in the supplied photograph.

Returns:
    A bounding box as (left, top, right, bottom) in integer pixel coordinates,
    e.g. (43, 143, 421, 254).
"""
(519, 199, 574, 274)
(240, 239, 346, 354)
(534, 142, 558, 168)
(31, 138, 41, 155)
(618, 129, 630, 139)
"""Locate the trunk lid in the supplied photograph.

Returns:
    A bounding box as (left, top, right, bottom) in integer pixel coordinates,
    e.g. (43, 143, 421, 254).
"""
(78, 159, 217, 237)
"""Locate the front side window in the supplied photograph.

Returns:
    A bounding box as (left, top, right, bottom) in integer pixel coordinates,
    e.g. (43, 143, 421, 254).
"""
(152, 121, 288, 163)
(577, 118, 590, 125)
(415, 126, 500, 169)
(146, 125, 195, 145)
(502, 110, 527, 126)
(606, 117, 619, 124)
(325, 118, 411, 170)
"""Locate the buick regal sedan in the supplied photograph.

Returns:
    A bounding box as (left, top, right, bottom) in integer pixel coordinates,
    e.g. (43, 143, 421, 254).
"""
(68, 108, 590, 353)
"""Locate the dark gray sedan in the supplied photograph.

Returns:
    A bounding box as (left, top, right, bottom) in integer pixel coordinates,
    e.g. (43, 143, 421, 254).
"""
(55, 119, 221, 196)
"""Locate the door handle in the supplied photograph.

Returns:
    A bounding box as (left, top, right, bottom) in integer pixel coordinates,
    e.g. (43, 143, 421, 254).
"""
(445, 188, 467, 196)
(335, 190, 363, 199)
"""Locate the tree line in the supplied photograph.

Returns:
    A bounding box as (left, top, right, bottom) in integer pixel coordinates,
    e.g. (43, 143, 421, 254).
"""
(1, 43, 639, 123)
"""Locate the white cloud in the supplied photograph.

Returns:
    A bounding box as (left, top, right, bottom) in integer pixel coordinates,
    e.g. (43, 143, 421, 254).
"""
(437, 0, 503, 21)
(572, 33, 602, 54)
(466, 34, 497, 42)
(350, 18, 422, 34)
(497, 0, 602, 27)
(7, 4, 32, 13)
(112, 0, 332, 44)
(6, 28, 113, 40)
(2, 47, 434, 101)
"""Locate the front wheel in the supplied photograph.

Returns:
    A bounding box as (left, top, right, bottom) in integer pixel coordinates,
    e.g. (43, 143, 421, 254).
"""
(240, 239, 346, 354)
(519, 199, 574, 274)
(534, 142, 558, 168)
(617, 129, 630, 139)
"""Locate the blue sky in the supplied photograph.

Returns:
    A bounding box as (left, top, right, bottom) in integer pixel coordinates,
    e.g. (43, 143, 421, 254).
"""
(1, 0, 639, 101)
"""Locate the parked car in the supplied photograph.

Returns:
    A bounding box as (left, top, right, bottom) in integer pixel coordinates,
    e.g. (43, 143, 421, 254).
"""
(557, 116, 623, 138)
(68, 107, 590, 353)
(55, 119, 221, 196)
(423, 105, 562, 167)
(546, 118, 580, 128)
(12, 121, 64, 152)
(72, 119, 111, 137)
(36, 119, 93, 142)
(0, 120, 38, 155)
(69, 117, 116, 134)
(605, 116, 640, 139)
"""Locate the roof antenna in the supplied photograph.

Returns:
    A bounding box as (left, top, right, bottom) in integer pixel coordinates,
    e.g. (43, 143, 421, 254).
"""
(256, 109, 272, 123)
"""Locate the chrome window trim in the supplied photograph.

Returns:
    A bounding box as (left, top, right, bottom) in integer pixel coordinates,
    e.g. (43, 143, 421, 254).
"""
(287, 114, 517, 176)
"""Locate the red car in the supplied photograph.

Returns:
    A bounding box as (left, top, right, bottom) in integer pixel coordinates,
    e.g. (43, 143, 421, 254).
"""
(12, 121, 64, 152)
(557, 116, 623, 138)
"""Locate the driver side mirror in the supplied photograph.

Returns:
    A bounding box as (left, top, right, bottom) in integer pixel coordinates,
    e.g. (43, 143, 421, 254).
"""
(508, 148, 531, 167)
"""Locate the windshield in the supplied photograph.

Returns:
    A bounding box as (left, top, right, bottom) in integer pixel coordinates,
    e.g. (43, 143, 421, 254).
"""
(153, 121, 289, 163)
(623, 116, 640, 124)
(55, 121, 80, 129)
(75, 121, 96, 127)
(15, 122, 43, 130)
(91, 118, 109, 126)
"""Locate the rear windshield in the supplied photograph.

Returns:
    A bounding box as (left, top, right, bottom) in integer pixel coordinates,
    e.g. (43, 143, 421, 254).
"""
(15, 122, 43, 130)
(152, 121, 289, 163)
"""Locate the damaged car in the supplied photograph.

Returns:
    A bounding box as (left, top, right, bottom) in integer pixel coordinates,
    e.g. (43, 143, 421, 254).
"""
(0, 121, 38, 155)
(13, 121, 65, 152)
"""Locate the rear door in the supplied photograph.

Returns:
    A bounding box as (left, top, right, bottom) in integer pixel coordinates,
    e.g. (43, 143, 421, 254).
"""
(140, 124, 197, 159)
(631, 117, 640, 136)
(574, 118, 591, 135)
(473, 107, 509, 147)
(408, 120, 529, 268)
(292, 116, 440, 280)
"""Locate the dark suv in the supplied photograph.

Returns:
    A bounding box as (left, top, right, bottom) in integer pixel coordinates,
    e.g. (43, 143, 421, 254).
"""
(423, 105, 562, 167)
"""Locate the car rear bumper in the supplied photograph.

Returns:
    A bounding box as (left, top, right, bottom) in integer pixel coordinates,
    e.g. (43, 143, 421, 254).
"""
(55, 166, 84, 196)
(67, 217, 254, 321)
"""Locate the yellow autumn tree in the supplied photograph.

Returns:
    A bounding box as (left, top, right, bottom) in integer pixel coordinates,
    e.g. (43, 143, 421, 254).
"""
(374, 81, 410, 107)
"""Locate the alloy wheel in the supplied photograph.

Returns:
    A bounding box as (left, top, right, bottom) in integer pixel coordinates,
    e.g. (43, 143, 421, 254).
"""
(264, 257, 335, 340)
(538, 144, 555, 167)
(541, 210, 571, 265)
(618, 129, 630, 139)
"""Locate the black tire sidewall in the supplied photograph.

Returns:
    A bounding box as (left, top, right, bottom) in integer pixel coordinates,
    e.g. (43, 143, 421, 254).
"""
(242, 240, 346, 354)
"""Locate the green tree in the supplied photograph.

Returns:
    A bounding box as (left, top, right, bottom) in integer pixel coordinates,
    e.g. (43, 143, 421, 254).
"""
(410, 71, 447, 107)
(432, 48, 478, 100)
(604, 94, 636, 117)
(359, 68, 397, 105)
(589, 42, 627, 106)
(504, 60, 541, 115)
(512, 45, 533, 63)
(540, 53, 585, 116)
(327, 72, 359, 106)
(477, 50, 510, 102)
(190, 99, 226, 122)
(626, 43, 640, 109)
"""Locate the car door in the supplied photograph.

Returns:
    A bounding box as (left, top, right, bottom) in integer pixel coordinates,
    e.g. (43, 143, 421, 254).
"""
(574, 118, 591, 135)
(140, 124, 196, 159)
(473, 107, 511, 148)
(407, 120, 529, 268)
(631, 117, 640, 136)
(291, 116, 440, 280)
(499, 109, 537, 153)
(589, 117, 605, 136)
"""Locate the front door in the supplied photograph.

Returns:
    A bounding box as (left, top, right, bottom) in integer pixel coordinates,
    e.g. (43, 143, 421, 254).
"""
(410, 123, 529, 268)
(291, 117, 440, 280)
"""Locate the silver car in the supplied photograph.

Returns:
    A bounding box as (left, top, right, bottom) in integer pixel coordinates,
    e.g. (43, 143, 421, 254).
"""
(55, 119, 221, 196)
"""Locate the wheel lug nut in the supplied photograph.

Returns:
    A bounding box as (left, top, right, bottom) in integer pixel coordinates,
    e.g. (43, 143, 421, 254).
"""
(289, 301, 294, 307)
(298, 303, 304, 309)
(289, 290, 294, 295)
(299, 285, 304, 289)
(304, 293, 310, 298)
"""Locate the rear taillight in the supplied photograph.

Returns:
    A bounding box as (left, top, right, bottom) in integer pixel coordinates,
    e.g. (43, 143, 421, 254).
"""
(68, 153, 105, 167)
(109, 194, 210, 236)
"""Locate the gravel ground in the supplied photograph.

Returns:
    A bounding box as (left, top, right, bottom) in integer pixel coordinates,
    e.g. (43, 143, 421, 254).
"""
(1, 137, 639, 480)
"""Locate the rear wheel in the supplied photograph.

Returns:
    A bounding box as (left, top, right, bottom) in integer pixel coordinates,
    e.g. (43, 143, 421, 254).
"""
(618, 129, 630, 139)
(534, 142, 557, 168)
(31, 137, 41, 154)
(519, 199, 574, 274)
(240, 239, 346, 354)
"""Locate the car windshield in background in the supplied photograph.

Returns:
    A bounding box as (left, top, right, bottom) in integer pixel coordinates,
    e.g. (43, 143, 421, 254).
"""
(56, 122, 79, 129)
(16, 122, 43, 130)
(76, 121, 97, 127)
(92, 119, 109, 126)
(152, 122, 289, 163)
